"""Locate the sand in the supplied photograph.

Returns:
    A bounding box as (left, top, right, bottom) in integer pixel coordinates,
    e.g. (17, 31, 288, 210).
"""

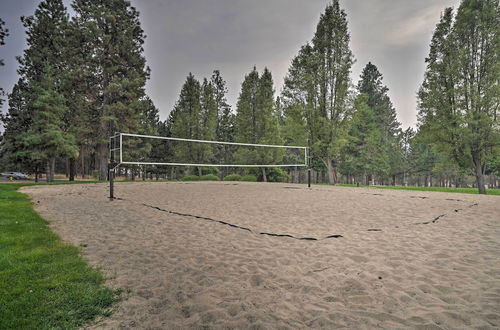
(21, 182, 500, 329)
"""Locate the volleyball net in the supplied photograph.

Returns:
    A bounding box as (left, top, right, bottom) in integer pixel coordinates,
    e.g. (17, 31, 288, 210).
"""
(110, 133, 308, 168)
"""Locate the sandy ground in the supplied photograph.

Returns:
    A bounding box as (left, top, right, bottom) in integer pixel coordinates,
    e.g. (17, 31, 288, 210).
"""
(21, 182, 500, 329)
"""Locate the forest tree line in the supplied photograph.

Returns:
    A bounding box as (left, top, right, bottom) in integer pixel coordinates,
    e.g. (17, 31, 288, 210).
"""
(0, 0, 498, 194)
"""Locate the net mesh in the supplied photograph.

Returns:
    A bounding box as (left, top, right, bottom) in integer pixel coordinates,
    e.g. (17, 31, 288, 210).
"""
(110, 133, 307, 167)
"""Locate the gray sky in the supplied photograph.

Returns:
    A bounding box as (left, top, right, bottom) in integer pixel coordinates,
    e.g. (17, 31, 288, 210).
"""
(1, 0, 461, 129)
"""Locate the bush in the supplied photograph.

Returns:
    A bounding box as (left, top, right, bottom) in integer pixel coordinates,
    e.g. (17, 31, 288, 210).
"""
(249, 167, 289, 182)
(267, 167, 289, 182)
(240, 174, 257, 182)
(181, 175, 201, 181)
(91, 170, 99, 180)
(200, 174, 219, 181)
(201, 167, 220, 175)
(223, 174, 241, 181)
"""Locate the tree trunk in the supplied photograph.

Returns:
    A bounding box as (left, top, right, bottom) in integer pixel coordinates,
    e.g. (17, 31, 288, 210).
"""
(197, 167, 202, 176)
(80, 147, 85, 178)
(35, 165, 39, 183)
(46, 160, 51, 182)
(98, 142, 108, 181)
(322, 157, 336, 184)
(472, 153, 486, 194)
(261, 168, 267, 182)
(45, 158, 55, 182)
(69, 158, 76, 181)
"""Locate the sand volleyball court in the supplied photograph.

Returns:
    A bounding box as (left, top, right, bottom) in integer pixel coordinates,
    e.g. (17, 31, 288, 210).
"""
(22, 182, 500, 329)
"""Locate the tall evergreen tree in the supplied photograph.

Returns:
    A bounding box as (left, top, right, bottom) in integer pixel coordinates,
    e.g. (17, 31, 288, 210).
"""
(357, 62, 400, 138)
(63, 15, 96, 180)
(200, 78, 217, 164)
(168, 73, 207, 174)
(235, 67, 260, 145)
(0, 80, 43, 176)
(400, 127, 415, 186)
(356, 62, 402, 183)
(282, 1, 354, 184)
(235, 67, 281, 181)
(418, 1, 499, 194)
(210, 70, 234, 171)
(17, 0, 69, 84)
(72, 0, 150, 180)
(341, 94, 387, 184)
(210, 70, 232, 141)
(23, 65, 77, 181)
(0, 0, 74, 180)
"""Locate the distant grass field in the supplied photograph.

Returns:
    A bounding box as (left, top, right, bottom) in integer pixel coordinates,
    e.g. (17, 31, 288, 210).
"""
(0, 182, 120, 330)
(335, 183, 500, 196)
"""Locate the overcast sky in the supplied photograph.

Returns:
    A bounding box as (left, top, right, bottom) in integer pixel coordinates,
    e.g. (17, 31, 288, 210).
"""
(1, 0, 461, 129)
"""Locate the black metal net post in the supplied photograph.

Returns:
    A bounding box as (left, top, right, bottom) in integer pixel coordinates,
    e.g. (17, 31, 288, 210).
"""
(307, 139, 311, 188)
(109, 133, 120, 201)
(109, 164, 114, 200)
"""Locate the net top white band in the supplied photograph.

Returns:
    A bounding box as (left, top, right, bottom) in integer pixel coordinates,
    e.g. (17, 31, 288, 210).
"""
(118, 132, 307, 150)
(120, 161, 306, 167)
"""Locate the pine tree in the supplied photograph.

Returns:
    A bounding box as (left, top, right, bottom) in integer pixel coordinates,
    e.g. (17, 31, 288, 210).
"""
(400, 127, 415, 186)
(168, 73, 205, 175)
(341, 94, 387, 184)
(235, 67, 260, 145)
(282, 1, 354, 184)
(0, 80, 44, 177)
(72, 0, 150, 180)
(200, 78, 217, 162)
(0, 0, 74, 180)
(356, 62, 402, 183)
(63, 16, 95, 180)
(210, 70, 234, 172)
(418, 1, 499, 194)
(235, 67, 282, 181)
(357, 62, 400, 138)
(210, 70, 231, 140)
(24, 65, 78, 181)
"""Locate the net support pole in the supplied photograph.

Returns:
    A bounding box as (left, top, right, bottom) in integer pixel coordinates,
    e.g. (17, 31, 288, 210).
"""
(307, 139, 311, 189)
(109, 134, 117, 201)
(109, 165, 114, 200)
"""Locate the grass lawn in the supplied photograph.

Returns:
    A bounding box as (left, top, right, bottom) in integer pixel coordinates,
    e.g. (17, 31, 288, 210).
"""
(371, 185, 500, 195)
(334, 183, 500, 195)
(0, 182, 120, 330)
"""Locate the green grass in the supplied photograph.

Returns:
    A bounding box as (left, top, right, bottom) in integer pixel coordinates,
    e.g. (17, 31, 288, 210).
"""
(372, 185, 500, 195)
(0, 182, 120, 329)
(333, 183, 500, 195)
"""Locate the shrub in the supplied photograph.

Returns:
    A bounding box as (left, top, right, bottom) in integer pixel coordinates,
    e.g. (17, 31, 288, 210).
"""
(267, 167, 289, 182)
(201, 167, 220, 175)
(240, 174, 257, 182)
(181, 175, 201, 181)
(200, 174, 219, 181)
(249, 167, 289, 182)
(223, 174, 241, 181)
